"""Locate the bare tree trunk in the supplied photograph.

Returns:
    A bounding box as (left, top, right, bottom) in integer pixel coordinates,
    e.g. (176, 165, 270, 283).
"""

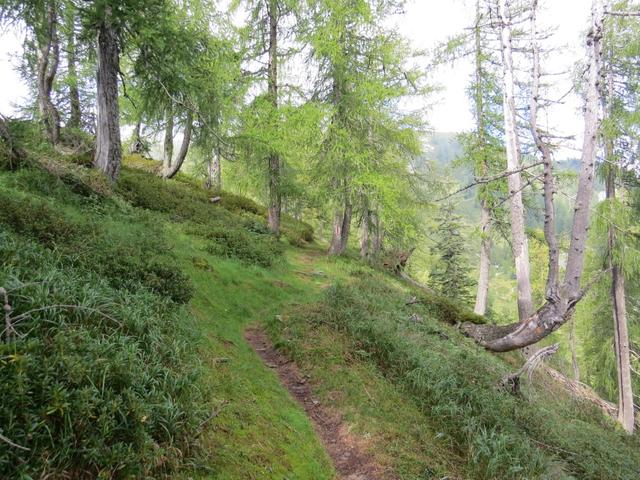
(213, 144, 221, 191)
(329, 196, 352, 256)
(475, 202, 491, 315)
(371, 211, 383, 257)
(530, 0, 559, 300)
(129, 119, 143, 154)
(498, 0, 534, 321)
(340, 198, 353, 252)
(604, 71, 634, 433)
(569, 317, 580, 382)
(329, 207, 345, 255)
(163, 104, 174, 170)
(163, 111, 193, 179)
(462, 0, 604, 352)
(37, 0, 61, 144)
(93, 7, 121, 183)
(360, 197, 370, 259)
(267, 0, 281, 235)
(473, 0, 491, 316)
(65, 8, 81, 129)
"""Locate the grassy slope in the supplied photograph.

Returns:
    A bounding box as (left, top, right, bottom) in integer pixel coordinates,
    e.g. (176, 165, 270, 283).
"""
(1, 153, 639, 479)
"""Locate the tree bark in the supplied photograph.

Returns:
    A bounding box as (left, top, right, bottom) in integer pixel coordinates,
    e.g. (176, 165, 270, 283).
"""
(163, 110, 194, 179)
(604, 68, 634, 433)
(497, 0, 534, 321)
(266, 0, 281, 235)
(340, 198, 353, 252)
(360, 197, 370, 259)
(371, 210, 383, 257)
(569, 317, 580, 382)
(93, 8, 121, 183)
(462, 0, 604, 352)
(65, 8, 81, 129)
(529, 0, 559, 300)
(163, 104, 174, 170)
(475, 201, 491, 315)
(329, 196, 352, 256)
(473, 0, 491, 316)
(37, 0, 61, 144)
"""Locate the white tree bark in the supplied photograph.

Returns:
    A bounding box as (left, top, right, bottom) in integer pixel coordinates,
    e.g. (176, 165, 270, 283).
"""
(497, 0, 534, 321)
(463, 0, 604, 352)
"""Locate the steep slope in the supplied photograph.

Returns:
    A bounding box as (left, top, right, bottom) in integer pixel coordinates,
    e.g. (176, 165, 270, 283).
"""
(1, 151, 639, 479)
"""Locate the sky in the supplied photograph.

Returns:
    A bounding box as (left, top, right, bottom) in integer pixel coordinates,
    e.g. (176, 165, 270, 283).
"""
(0, 0, 593, 158)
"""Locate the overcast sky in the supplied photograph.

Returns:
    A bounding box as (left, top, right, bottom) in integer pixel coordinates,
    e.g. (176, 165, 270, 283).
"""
(0, 0, 592, 157)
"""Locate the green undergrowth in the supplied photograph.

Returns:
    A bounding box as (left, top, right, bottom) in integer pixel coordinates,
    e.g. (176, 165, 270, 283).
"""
(2, 141, 639, 479)
(0, 151, 333, 479)
(0, 197, 206, 476)
(268, 273, 640, 480)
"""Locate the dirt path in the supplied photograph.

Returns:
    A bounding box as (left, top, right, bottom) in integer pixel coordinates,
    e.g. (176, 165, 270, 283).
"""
(244, 327, 388, 480)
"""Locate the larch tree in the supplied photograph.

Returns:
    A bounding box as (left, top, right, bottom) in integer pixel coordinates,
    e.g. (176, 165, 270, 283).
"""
(307, 0, 426, 256)
(463, 0, 605, 352)
(1, 0, 62, 144)
(496, 0, 535, 322)
(598, 1, 640, 433)
(234, 0, 302, 235)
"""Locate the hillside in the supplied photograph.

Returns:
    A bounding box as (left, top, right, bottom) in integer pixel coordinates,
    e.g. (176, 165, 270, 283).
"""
(0, 150, 639, 479)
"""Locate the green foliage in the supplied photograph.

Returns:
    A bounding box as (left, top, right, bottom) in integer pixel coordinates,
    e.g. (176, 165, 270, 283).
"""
(0, 171, 194, 304)
(186, 224, 283, 267)
(429, 204, 475, 305)
(0, 189, 80, 246)
(0, 164, 211, 480)
(275, 276, 640, 479)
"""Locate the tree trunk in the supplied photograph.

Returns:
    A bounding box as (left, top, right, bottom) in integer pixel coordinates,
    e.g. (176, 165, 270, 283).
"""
(497, 0, 534, 321)
(340, 198, 353, 252)
(473, 0, 491, 316)
(329, 196, 352, 256)
(462, 0, 604, 352)
(530, 0, 559, 300)
(163, 111, 194, 179)
(475, 200, 491, 315)
(93, 8, 121, 183)
(360, 198, 370, 259)
(569, 317, 580, 382)
(605, 70, 634, 433)
(267, 0, 281, 235)
(213, 144, 222, 191)
(37, 0, 61, 144)
(129, 119, 143, 154)
(164, 104, 174, 170)
(65, 9, 81, 129)
(371, 211, 383, 257)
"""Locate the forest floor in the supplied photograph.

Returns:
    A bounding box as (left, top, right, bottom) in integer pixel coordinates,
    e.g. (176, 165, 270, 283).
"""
(3, 151, 639, 480)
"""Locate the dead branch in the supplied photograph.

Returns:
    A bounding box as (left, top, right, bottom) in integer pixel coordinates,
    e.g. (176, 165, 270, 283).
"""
(436, 161, 544, 202)
(500, 343, 559, 394)
(0, 432, 30, 451)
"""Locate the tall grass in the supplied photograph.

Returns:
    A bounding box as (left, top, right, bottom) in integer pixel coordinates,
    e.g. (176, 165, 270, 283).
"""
(271, 276, 640, 479)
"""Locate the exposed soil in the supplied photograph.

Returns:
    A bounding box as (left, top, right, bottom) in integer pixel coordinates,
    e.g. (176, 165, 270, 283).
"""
(244, 327, 388, 480)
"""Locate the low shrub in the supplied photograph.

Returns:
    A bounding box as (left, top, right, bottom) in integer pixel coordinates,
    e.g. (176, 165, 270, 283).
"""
(0, 232, 208, 479)
(201, 225, 284, 267)
(0, 189, 80, 246)
(0, 177, 193, 304)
